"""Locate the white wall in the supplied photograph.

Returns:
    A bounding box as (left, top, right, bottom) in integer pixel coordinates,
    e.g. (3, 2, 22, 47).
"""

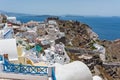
(0, 39, 18, 60)
(54, 61, 93, 80)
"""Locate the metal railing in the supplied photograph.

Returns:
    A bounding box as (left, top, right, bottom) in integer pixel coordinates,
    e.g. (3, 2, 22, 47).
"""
(3, 62, 48, 75)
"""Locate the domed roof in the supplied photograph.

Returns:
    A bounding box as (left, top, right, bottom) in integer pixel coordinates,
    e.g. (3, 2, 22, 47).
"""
(93, 76, 102, 80)
(54, 61, 93, 80)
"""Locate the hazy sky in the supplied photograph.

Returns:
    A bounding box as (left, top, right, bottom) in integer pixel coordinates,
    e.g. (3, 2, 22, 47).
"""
(0, 0, 120, 16)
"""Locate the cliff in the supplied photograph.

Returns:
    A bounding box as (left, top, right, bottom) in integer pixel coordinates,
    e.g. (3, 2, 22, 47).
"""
(55, 19, 120, 80)
(57, 19, 120, 62)
(57, 20, 98, 49)
(99, 39, 120, 62)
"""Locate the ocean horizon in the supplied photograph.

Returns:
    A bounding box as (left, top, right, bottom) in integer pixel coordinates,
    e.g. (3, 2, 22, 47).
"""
(16, 15, 120, 41)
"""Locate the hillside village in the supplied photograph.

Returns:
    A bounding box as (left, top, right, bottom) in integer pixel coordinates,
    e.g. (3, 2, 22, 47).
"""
(0, 14, 120, 80)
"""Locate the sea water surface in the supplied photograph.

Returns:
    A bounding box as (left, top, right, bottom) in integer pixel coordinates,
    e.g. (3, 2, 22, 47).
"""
(16, 16, 120, 40)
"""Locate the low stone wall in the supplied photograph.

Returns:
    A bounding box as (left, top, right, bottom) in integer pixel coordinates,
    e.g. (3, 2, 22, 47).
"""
(65, 47, 95, 54)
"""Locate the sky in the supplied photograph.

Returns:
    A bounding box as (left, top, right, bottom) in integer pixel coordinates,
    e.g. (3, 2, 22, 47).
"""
(0, 0, 120, 16)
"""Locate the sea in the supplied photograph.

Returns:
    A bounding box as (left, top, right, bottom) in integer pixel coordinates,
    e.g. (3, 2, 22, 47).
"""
(16, 15, 120, 40)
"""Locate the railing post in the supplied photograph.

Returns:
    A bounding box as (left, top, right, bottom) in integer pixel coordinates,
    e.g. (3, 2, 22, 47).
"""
(0, 62, 3, 72)
(51, 67, 56, 80)
(48, 67, 52, 77)
(0, 55, 3, 61)
(19, 63, 22, 73)
(0, 55, 3, 72)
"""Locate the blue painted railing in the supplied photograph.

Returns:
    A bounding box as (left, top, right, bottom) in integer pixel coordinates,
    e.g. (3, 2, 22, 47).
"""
(3, 29, 13, 39)
(3, 61, 48, 75)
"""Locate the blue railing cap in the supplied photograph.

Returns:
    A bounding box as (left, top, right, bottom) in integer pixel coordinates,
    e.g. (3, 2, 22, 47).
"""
(3, 61, 48, 75)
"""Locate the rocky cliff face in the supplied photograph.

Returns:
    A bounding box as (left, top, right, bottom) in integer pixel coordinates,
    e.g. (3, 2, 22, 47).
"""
(57, 20, 98, 48)
(99, 39, 120, 62)
(56, 19, 120, 62)
(55, 19, 120, 80)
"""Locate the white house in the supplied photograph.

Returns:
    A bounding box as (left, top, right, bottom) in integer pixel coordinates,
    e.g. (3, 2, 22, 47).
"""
(7, 17, 16, 23)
